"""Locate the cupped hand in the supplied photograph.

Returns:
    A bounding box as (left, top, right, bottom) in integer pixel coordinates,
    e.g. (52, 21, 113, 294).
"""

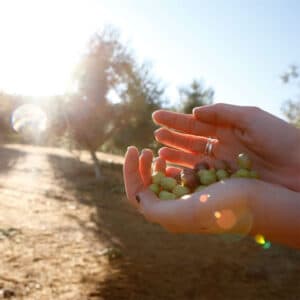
(153, 103, 300, 191)
(123, 146, 259, 235)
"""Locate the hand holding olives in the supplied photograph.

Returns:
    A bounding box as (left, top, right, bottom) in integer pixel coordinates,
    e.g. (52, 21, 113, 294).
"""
(148, 153, 259, 200)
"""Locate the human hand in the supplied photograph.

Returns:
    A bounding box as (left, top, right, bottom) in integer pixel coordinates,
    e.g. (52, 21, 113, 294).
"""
(123, 146, 257, 235)
(153, 103, 300, 192)
(123, 146, 300, 248)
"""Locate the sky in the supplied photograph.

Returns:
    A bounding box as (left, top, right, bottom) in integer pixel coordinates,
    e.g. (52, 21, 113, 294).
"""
(0, 0, 300, 119)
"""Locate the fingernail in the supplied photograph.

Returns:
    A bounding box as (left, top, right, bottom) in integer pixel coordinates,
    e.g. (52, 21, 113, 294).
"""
(154, 128, 161, 136)
(152, 110, 160, 120)
(136, 194, 141, 203)
(141, 149, 149, 155)
(192, 107, 199, 115)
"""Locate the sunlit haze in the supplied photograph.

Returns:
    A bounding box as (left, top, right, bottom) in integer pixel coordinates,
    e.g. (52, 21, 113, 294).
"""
(0, 0, 300, 119)
(0, 0, 103, 97)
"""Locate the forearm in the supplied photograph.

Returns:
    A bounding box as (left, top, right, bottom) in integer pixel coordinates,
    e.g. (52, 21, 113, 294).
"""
(249, 181, 300, 249)
(288, 128, 300, 192)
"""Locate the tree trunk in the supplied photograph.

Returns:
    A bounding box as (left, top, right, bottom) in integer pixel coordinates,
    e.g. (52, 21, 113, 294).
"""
(90, 150, 101, 180)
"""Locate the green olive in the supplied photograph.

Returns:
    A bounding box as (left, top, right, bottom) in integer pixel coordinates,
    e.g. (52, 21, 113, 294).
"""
(160, 177, 177, 191)
(172, 185, 190, 198)
(149, 183, 160, 195)
(152, 171, 165, 185)
(216, 169, 229, 181)
(232, 168, 250, 178)
(198, 169, 217, 185)
(159, 190, 176, 200)
(194, 185, 208, 192)
(237, 153, 252, 170)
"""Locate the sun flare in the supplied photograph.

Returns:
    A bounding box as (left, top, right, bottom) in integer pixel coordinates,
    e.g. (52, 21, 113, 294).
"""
(0, 0, 104, 98)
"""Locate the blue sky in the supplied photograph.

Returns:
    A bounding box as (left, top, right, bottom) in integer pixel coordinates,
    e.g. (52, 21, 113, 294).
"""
(99, 0, 300, 119)
(0, 0, 299, 119)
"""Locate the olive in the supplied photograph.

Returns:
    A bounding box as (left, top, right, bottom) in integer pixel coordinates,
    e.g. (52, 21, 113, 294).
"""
(180, 168, 199, 189)
(194, 185, 208, 192)
(160, 177, 177, 191)
(198, 169, 217, 185)
(172, 185, 190, 198)
(232, 168, 250, 178)
(149, 183, 160, 195)
(237, 153, 252, 170)
(152, 171, 165, 185)
(159, 190, 176, 200)
(216, 169, 229, 181)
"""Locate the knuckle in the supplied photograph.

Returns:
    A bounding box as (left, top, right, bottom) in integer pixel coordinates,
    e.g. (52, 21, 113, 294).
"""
(213, 103, 226, 110)
(247, 106, 261, 115)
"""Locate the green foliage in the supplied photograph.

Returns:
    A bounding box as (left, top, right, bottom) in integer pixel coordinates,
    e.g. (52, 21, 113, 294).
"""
(281, 99, 300, 127)
(109, 63, 164, 152)
(66, 26, 164, 155)
(281, 65, 300, 127)
(178, 80, 214, 114)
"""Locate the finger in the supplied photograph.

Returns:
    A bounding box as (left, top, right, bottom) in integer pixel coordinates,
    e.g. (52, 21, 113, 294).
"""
(152, 157, 166, 173)
(123, 146, 145, 208)
(166, 166, 182, 178)
(158, 147, 201, 168)
(139, 149, 153, 186)
(152, 110, 216, 136)
(155, 127, 217, 154)
(193, 103, 248, 127)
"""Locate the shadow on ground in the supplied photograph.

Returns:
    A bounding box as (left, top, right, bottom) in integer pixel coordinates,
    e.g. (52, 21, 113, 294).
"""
(0, 147, 26, 175)
(47, 153, 300, 300)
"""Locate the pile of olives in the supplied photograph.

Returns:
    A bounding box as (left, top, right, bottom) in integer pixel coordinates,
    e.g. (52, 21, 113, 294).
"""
(149, 153, 259, 200)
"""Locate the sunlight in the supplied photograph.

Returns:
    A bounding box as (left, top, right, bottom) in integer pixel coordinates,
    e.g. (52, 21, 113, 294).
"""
(0, 0, 105, 98)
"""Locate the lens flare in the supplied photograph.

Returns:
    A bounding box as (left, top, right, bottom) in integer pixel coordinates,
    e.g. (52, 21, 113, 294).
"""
(214, 211, 221, 219)
(254, 234, 271, 249)
(263, 241, 271, 249)
(199, 194, 210, 203)
(254, 234, 265, 245)
(215, 209, 237, 230)
(11, 104, 48, 141)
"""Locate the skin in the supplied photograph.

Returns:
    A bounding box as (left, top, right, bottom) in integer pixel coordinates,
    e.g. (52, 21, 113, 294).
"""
(123, 104, 300, 248)
(152, 103, 300, 192)
(123, 147, 300, 249)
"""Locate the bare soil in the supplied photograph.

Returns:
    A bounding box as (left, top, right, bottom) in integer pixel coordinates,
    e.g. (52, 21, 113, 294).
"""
(0, 144, 299, 300)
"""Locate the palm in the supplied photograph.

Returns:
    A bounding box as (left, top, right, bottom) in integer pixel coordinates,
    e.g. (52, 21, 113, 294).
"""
(123, 146, 257, 235)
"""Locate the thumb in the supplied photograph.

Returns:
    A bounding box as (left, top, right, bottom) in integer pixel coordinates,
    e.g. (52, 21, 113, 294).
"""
(193, 103, 248, 127)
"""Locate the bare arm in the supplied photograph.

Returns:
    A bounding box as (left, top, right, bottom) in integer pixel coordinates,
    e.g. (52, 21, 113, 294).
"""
(249, 181, 300, 249)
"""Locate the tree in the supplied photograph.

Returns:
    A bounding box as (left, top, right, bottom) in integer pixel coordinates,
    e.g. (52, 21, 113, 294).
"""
(65, 27, 164, 178)
(178, 80, 214, 114)
(281, 65, 300, 127)
(108, 62, 164, 152)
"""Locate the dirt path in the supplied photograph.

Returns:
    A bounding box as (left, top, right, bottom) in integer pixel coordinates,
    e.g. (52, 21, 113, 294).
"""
(0, 145, 121, 300)
(0, 144, 299, 300)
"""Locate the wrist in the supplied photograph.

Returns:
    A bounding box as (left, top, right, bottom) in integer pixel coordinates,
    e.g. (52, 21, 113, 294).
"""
(247, 180, 300, 248)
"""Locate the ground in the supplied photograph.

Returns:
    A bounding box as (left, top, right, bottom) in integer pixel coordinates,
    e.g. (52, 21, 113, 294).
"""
(0, 144, 299, 300)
